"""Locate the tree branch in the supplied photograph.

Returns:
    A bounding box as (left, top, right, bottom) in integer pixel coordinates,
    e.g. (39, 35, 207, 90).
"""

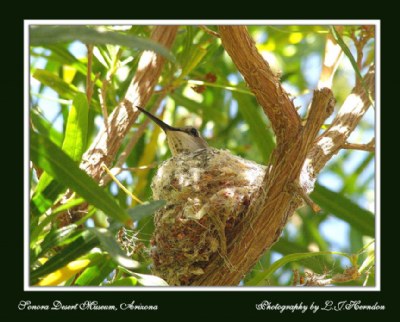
(57, 26, 178, 226)
(309, 64, 375, 177)
(192, 88, 335, 285)
(80, 26, 178, 182)
(318, 27, 344, 89)
(343, 138, 375, 152)
(218, 26, 301, 144)
(190, 28, 374, 286)
(99, 94, 166, 186)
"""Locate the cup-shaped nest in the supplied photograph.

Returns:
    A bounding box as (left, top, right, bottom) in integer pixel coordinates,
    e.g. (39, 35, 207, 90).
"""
(151, 148, 266, 285)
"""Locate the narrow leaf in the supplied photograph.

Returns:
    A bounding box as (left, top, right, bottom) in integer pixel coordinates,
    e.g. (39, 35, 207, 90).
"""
(171, 92, 226, 123)
(31, 177, 65, 217)
(33, 69, 79, 100)
(234, 93, 275, 161)
(37, 259, 91, 286)
(30, 230, 98, 284)
(32, 225, 78, 262)
(180, 45, 207, 79)
(30, 109, 63, 146)
(127, 200, 166, 222)
(330, 26, 374, 107)
(272, 237, 334, 272)
(61, 93, 89, 161)
(132, 272, 169, 286)
(30, 201, 164, 283)
(89, 228, 140, 269)
(30, 130, 131, 224)
(311, 184, 375, 237)
(75, 253, 117, 286)
(31, 198, 85, 243)
(247, 251, 351, 286)
(31, 93, 88, 217)
(108, 276, 138, 286)
(30, 26, 175, 63)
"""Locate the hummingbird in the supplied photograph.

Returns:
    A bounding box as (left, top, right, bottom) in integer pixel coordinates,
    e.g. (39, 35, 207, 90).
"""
(136, 105, 266, 285)
(135, 106, 208, 155)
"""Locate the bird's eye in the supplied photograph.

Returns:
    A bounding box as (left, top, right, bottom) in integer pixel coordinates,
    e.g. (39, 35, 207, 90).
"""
(189, 128, 199, 137)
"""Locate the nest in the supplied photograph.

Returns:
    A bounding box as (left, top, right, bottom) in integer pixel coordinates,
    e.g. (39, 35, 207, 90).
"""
(150, 148, 266, 285)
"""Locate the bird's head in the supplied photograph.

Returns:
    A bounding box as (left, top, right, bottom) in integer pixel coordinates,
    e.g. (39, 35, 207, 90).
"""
(136, 106, 208, 155)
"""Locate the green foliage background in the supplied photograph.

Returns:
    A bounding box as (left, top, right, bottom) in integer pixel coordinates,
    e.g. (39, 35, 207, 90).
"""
(29, 25, 375, 287)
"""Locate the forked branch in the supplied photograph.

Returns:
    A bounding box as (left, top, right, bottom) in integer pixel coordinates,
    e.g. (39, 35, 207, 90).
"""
(58, 26, 178, 226)
(80, 26, 178, 182)
(218, 26, 301, 144)
(191, 26, 374, 286)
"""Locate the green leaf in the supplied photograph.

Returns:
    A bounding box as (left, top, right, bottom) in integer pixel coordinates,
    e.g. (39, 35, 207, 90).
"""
(187, 79, 254, 95)
(31, 93, 88, 217)
(234, 93, 275, 162)
(30, 109, 63, 146)
(30, 230, 98, 284)
(108, 276, 138, 286)
(127, 200, 166, 222)
(330, 26, 374, 107)
(170, 92, 226, 123)
(61, 93, 89, 161)
(31, 45, 103, 88)
(75, 253, 117, 286)
(311, 184, 375, 237)
(180, 45, 207, 79)
(89, 228, 140, 269)
(30, 26, 176, 63)
(32, 225, 78, 262)
(30, 130, 131, 224)
(31, 178, 65, 217)
(358, 241, 374, 274)
(132, 272, 169, 286)
(33, 69, 79, 100)
(30, 198, 85, 243)
(108, 270, 168, 286)
(272, 237, 333, 272)
(246, 250, 351, 286)
(30, 200, 165, 283)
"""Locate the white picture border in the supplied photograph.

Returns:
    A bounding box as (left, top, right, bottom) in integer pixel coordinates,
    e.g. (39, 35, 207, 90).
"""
(24, 19, 380, 291)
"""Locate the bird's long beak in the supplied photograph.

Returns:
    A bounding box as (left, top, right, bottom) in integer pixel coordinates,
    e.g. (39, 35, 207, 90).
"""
(136, 106, 178, 133)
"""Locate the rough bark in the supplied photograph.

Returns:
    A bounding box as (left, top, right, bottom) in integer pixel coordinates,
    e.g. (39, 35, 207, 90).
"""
(190, 26, 375, 286)
(218, 26, 301, 145)
(57, 26, 178, 226)
(80, 26, 178, 182)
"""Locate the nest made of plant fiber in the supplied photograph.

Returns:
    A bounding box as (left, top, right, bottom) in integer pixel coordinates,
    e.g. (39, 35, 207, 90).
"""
(150, 148, 266, 285)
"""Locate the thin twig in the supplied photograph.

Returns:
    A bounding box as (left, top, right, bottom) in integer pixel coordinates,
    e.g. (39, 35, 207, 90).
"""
(80, 26, 178, 183)
(311, 65, 375, 176)
(291, 182, 321, 213)
(107, 163, 159, 178)
(56, 27, 179, 227)
(101, 163, 144, 204)
(199, 25, 220, 38)
(86, 44, 94, 104)
(99, 79, 109, 131)
(119, 164, 158, 172)
(343, 138, 375, 152)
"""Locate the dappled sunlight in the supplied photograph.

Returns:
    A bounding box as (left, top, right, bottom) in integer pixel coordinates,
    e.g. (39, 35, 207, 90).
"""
(324, 38, 342, 68)
(317, 136, 335, 155)
(336, 93, 364, 117)
(137, 50, 157, 71)
(115, 254, 140, 269)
